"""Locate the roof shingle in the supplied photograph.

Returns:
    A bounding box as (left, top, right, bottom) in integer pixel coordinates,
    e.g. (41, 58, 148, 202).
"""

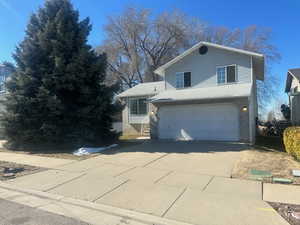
(150, 83, 252, 103)
(117, 81, 165, 98)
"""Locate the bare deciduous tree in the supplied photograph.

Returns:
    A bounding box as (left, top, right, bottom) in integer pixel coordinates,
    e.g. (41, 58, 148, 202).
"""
(98, 7, 205, 89)
(99, 7, 280, 116)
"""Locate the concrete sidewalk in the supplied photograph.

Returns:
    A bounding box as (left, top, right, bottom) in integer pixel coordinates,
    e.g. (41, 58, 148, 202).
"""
(0, 152, 75, 168)
(0, 181, 193, 225)
(263, 183, 300, 205)
(7, 167, 289, 225)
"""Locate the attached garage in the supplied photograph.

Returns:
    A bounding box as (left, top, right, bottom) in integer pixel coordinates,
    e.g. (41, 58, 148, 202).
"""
(158, 103, 239, 141)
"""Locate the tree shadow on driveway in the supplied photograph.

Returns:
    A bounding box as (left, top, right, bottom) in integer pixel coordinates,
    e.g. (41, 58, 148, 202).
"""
(100, 140, 252, 155)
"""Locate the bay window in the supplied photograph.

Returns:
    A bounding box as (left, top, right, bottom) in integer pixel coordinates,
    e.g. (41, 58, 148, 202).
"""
(130, 98, 148, 115)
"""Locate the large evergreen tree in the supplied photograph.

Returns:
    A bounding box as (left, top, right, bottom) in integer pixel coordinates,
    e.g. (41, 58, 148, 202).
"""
(3, 0, 119, 148)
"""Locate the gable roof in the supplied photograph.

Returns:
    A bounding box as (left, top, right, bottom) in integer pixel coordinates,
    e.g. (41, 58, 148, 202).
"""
(285, 68, 300, 92)
(117, 81, 165, 98)
(154, 41, 265, 80)
(150, 83, 252, 103)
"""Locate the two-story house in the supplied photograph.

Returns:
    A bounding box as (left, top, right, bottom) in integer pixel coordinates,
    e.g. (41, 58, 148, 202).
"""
(285, 68, 300, 125)
(118, 42, 264, 144)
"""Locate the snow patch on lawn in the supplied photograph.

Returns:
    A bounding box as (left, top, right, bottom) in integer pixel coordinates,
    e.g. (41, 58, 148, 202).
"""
(73, 144, 118, 156)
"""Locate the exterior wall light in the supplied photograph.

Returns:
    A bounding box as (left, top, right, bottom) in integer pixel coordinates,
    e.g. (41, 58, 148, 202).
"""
(242, 106, 248, 112)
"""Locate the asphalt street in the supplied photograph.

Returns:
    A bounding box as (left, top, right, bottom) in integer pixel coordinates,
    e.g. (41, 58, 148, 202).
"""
(0, 198, 89, 225)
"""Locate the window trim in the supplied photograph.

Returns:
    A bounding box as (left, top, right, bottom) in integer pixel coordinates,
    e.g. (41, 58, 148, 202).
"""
(216, 64, 238, 85)
(176, 71, 192, 89)
(129, 97, 148, 116)
(216, 66, 226, 84)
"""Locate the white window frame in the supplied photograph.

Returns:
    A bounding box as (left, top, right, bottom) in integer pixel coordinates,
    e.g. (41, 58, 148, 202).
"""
(176, 72, 191, 89)
(216, 67, 226, 84)
(216, 64, 238, 85)
(129, 97, 148, 116)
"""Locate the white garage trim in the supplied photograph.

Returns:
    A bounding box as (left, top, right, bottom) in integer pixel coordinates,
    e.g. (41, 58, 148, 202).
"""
(158, 103, 239, 141)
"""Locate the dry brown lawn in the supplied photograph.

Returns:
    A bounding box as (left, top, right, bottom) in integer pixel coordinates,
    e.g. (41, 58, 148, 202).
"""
(232, 149, 300, 185)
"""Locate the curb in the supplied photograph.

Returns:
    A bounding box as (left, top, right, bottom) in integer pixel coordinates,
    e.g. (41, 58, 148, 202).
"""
(0, 181, 194, 225)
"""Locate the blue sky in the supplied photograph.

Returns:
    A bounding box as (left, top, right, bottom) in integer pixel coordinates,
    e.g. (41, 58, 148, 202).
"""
(0, 0, 299, 104)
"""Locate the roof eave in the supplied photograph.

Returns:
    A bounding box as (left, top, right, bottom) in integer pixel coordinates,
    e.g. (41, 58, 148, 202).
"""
(289, 69, 300, 79)
(154, 42, 203, 76)
(285, 71, 300, 93)
(117, 93, 155, 98)
(151, 95, 250, 104)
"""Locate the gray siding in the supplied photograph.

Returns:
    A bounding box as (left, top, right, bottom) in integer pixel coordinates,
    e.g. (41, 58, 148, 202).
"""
(291, 77, 300, 90)
(164, 46, 252, 90)
(291, 95, 300, 125)
(289, 77, 300, 125)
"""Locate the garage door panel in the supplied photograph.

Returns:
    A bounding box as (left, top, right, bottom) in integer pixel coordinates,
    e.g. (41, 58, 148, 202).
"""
(158, 104, 239, 141)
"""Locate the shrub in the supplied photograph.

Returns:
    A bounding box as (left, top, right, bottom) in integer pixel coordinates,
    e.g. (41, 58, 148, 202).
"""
(283, 127, 300, 160)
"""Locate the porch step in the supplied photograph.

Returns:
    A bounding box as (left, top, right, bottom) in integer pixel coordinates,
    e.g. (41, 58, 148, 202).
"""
(141, 126, 150, 136)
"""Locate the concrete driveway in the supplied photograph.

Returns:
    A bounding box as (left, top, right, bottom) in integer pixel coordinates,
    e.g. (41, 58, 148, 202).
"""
(7, 141, 288, 225)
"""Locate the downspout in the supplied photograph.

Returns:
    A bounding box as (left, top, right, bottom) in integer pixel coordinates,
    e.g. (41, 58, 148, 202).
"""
(249, 56, 254, 145)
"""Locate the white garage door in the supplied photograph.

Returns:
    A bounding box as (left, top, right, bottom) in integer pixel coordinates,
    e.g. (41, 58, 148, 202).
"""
(158, 103, 239, 141)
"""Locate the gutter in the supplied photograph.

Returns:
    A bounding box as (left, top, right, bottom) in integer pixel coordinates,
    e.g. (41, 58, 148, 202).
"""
(150, 95, 250, 104)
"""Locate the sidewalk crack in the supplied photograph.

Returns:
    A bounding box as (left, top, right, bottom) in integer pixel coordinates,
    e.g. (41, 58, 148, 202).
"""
(161, 187, 186, 217)
(45, 173, 86, 192)
(142, 154, 168, 168)
(154, 171, 173, 184)
(202, 176, 214, 191)
(92, 179, 129, 202)
(113, 167, 137, 177)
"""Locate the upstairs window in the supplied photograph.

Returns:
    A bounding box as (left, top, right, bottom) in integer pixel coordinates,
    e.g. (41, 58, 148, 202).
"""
(176, 72, 191, 88)
(130, 98, 148, 115)
(217, 65, 237, 84)
(217, 67, 226, 84)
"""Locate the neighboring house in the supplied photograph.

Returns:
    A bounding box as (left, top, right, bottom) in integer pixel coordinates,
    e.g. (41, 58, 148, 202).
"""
(118, 42, 264, 144)
(285, 68, 300, 125)
(0, 64, 11, 94)
(0, 64, 13, 110)
(0, 63, 13, 137)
